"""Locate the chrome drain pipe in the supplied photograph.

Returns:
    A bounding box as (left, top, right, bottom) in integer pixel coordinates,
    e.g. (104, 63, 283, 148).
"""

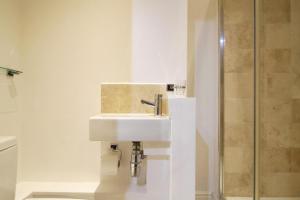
(130, 141, 145, 177)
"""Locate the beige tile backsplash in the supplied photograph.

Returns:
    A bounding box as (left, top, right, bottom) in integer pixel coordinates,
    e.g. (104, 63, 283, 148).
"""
(101, 84, 168, 114)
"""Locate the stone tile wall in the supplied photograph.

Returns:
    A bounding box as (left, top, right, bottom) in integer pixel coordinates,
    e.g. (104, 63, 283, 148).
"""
(223, 0, 300, 197)
(259, 0, 300, 197)
(223, 0, 255, 196)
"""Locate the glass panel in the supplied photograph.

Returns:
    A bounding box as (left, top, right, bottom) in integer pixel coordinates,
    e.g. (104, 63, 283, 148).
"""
(222, 0, 255, 199)
(258, 0, 300, 198)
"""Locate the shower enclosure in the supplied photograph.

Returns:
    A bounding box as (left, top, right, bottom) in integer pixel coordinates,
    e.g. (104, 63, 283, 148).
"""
(220, 0, 300, 199)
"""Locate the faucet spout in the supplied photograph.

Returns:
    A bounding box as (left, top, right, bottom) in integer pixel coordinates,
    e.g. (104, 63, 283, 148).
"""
(141, 94, 163, 116)
(141, 99, 155, 107)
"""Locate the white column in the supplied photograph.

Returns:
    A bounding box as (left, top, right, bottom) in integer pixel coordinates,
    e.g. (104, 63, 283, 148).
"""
(169, 97, 196, 200)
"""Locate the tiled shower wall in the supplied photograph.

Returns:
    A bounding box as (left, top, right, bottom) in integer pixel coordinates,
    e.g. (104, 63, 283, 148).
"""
(223, 0, 300, 197)
(223, 0, 255, 196)
(259, 0, 300, 196)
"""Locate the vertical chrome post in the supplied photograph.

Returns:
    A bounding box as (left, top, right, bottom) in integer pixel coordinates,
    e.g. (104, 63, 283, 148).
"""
(218, 0, 225, 199)
(254, 0, 261, 199)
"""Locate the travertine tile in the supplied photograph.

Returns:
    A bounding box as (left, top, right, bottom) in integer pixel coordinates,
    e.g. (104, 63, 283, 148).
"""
(290, 123, 300, 148)
(261, 173, 300, 197)
(262, 98, 292, 123)
(224, 23, 254, 49)
(225, 99, 253, 123)
(291, 49, 300, 74)
(224, 122, 253, 147)
(263, 73, 293, 99)
(259, 22, 266, 48)
(224, 147, 253, 173)
(291, 23, 300, 49)
(261, 123, 291, 148)
(225, 73, 253, 99)
(263, 0, 291, 24)
(224, 172, 253, 196)
(292, 99, 300, 122)
(101, 84, 167, 114)
(224, 0, 300, 197)
(291, 0, 300, 24)
(261, 147, 291, 173)
(224, 48, 254, 73)
(263, 49, 291, 73)
(265, 23, 291, 49)
(224, 0, 253, 25)
(292, 75, 300, 98)
(291, 148, 300, 172)
(101, 84, 132, 113)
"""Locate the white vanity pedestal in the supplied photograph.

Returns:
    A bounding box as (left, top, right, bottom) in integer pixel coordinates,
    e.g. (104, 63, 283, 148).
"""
(169, 97, 196, 200)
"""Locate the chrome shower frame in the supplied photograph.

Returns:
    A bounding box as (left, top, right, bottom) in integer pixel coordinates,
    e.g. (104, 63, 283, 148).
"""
(218, 0, 261, 199)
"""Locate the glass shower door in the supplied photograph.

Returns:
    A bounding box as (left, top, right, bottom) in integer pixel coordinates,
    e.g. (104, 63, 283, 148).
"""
(221, 0, 256, 199)
(220, 0, 300, 199)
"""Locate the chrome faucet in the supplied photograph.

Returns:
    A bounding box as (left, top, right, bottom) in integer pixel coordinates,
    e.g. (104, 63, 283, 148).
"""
(141, 94, 163, 116)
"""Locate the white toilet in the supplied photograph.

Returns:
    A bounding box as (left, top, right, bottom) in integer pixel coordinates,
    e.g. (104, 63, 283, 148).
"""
(0, 136, 17, 200)
(24, 193, 90, 199)
(26, 196, 88, 200)
(0, 136, 88, 200)
(23, 192, 89, 200)
(26, 199, 87, 200)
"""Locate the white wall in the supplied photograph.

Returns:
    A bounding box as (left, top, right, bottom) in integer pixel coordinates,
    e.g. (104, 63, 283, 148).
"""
(188, 0, 219, 197)
(132, 0, 187, 83)
(0, 0, 191, 189)
(0, 0, 22, 138)
(19, 0, 132, 182)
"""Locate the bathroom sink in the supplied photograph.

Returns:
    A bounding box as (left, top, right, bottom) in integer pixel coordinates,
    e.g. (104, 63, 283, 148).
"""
(89, 113, 171, 141)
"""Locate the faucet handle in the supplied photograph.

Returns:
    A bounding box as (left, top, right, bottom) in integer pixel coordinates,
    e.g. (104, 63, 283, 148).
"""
(155, 93, 163, 98)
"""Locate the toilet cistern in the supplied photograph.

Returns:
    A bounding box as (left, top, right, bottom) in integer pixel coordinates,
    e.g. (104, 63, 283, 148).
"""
(141, 94, 163, 116)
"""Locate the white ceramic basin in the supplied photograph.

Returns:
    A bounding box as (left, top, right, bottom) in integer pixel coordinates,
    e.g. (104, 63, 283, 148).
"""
(89, 113, 171, 141)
